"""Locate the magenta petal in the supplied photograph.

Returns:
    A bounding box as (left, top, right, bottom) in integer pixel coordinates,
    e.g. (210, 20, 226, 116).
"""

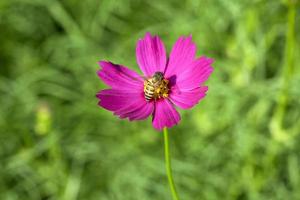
(97, 89, 139, 111)
(169, 86, 208, 109)
(97, 89, 153, 121)
(175, 56, 214, 90)
(152, 100, 181, 130)
(136, 32, 167, 77)
(164, 35, 196, 78)
(98, 61, 143, 90)
(116, 100, 154, 121)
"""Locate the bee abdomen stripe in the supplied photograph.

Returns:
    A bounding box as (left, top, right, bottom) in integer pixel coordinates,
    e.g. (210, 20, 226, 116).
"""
(145, 90, 154, 94)
(145, 96, 152, 100)
(146, 85, 154, 89)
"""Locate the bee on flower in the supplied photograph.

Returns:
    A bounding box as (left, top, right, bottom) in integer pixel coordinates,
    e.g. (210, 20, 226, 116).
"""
(96, 33, 214, 130)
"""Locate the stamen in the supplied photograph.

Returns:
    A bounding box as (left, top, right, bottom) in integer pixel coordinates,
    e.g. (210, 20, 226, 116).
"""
(155, 79, 169, 99)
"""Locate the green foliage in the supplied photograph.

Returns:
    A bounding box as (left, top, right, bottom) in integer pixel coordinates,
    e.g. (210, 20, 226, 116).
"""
(0, 0, 300, 199)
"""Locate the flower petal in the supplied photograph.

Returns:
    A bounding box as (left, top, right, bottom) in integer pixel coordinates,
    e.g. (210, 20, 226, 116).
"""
(97, 89, 153, 120)
(169, 86, 208, 109)
(175, 56, 214, 90)
(164, 35, 196, 78)
(115, 100, 154, 121)
(152, 100, 181, 130)
(98, 61, 143, 90)
(136, 32, 167, 77)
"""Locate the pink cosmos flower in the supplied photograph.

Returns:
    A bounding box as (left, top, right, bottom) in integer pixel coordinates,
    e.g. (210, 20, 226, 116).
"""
(96, 33, 214, 130)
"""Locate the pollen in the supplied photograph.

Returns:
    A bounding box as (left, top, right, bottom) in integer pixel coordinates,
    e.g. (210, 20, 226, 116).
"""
(155, 79, 169, 99)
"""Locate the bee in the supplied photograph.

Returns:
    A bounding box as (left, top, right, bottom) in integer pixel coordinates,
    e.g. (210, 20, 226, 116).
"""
(144, 71, 169, 101)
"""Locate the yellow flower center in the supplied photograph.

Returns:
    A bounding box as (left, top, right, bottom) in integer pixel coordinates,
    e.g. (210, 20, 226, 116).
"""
(154, 79, 169, 99)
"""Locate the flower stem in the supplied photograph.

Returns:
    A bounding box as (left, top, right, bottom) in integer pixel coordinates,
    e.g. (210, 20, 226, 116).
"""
(163, 127, 180, 200)
(270, 0, 296, 139)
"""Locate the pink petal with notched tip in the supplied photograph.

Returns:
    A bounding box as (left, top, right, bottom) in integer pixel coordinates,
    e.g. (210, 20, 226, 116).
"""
(164, 35, 196, 78)
(175, 57, 214, 90)
(136, 33, 167, 77)
(98, 61, 143, 90)
(97, 89, 153, 121)
(169, 86, 208, 109)
(152, 99, 181, 130)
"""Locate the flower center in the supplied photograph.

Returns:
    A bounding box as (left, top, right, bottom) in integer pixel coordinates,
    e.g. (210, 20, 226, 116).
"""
(144, 72, 169, 101)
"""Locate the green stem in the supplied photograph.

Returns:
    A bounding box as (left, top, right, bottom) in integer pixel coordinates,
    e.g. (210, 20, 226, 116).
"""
(276, 1, 296, 120)
(163, 127, 180, 200)
(270, 1, 296, 137)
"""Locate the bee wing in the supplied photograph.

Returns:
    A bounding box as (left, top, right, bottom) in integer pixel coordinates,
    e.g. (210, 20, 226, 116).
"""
(139, 75, 148, 81)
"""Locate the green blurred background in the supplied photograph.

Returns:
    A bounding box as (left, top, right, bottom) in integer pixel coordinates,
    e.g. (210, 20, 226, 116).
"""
(0, 0, 300, 199)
